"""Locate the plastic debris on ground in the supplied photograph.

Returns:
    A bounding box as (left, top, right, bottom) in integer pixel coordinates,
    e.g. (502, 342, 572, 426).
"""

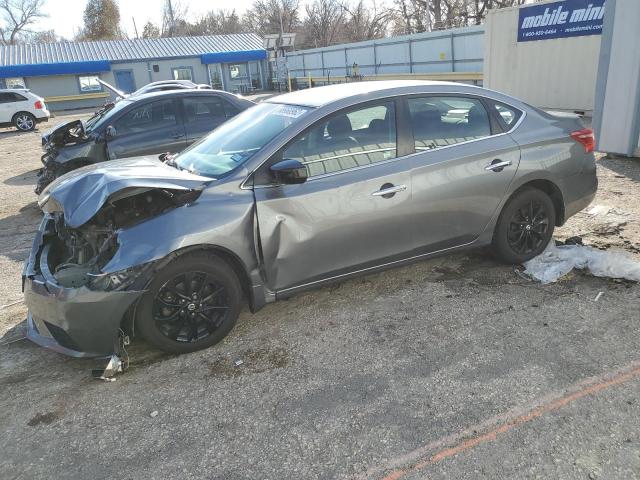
(522, 241, 640, 284)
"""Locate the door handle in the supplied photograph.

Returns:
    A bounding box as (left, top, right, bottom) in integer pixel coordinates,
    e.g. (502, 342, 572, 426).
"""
(372, 184, 407, 198)
(485, 159, 512, 172)
(172, 133, 185, 139)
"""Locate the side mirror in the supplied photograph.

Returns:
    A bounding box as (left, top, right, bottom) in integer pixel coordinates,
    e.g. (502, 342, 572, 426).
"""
(105, 125, 117, 139)
(270, 159, 308, 185)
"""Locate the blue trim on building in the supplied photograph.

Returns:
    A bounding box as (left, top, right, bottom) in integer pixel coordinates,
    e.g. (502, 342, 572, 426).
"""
(0, 60, 111, 78)
(201, 50, 267, 64)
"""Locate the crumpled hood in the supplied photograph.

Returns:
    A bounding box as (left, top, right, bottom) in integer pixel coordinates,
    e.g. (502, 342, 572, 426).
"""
(41, 119, 87, 148)
(38, 157, 211, 228)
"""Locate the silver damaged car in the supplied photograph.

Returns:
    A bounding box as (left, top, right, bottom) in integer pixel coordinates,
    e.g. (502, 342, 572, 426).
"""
(23, 81, 597, 357)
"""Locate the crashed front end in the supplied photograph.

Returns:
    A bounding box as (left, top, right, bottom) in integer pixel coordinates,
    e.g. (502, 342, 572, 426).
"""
(37, 120, 101, 195)
(23, 161, 205, 357)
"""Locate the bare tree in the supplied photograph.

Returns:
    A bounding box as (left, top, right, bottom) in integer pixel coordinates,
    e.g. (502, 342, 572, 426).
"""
(343, 0, 392, 42)
(190, 10, 244, 36)
(303, 0, 345, 48)
(142, 21, 160, 39)
(0, 0, 45, 45)
(243, 0, 301, 36)
(162, 0, 189, 37)
(393, 0, 532, 34)
(27, 28, 57, 43)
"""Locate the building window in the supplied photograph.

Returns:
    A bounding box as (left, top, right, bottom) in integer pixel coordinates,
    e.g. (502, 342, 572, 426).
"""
(78, 75, 102, 92)
(172, 67, 193, 81)
(4, 77, 26, 89)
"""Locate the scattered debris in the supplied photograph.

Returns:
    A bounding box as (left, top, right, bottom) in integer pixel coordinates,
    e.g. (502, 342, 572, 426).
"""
(91, 354, 125, 382)
(150, 410, 159, 418)
(523, 242, 640, 284)
(234, 359, 244, 367)
(558, 236, 583, 246)
(594, 291, 604, 302)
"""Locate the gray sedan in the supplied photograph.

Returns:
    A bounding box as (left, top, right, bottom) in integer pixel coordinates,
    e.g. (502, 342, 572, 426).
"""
(24, 81, 597, 358)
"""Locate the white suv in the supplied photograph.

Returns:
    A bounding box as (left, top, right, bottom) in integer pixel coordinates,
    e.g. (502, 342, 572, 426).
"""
(0, 89, 50, 131)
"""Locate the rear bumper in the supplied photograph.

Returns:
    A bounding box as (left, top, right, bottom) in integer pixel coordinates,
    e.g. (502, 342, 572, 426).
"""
(563, 168, 598, 222)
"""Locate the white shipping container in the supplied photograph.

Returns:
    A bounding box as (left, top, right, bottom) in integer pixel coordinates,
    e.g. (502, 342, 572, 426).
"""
(484, 0, 602, 112)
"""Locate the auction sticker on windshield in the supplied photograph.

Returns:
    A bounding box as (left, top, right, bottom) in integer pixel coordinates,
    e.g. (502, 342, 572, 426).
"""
(273, 105, 308, 118)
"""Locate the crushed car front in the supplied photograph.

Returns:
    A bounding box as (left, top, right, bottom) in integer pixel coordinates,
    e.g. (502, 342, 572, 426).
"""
(24, 157, 210, 357)
(23, 102, 314, 358)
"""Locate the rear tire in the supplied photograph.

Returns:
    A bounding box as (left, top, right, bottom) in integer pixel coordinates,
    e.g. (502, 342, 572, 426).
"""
(135, 252, 242, 354)
(492, 188, 555, 264)
(13, 112, 36, 131)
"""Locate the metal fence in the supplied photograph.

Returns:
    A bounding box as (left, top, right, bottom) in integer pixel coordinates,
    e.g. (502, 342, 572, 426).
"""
(286, 25, 484, 82)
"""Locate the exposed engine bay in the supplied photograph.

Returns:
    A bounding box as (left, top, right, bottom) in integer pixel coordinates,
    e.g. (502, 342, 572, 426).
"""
(45, 188, 201, 289)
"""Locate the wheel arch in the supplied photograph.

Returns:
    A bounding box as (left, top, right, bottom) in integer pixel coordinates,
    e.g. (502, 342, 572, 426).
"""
(127, 243, 256, 320)
(12, 111, 36, 128)
(508, 178, 566, 226)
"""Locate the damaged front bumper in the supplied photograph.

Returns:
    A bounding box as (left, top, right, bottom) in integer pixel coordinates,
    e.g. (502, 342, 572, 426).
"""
(23, 217, 145, 358)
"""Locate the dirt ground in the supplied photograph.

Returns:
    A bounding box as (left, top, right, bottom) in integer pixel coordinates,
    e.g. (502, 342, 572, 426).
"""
(0, 113, 639, 480)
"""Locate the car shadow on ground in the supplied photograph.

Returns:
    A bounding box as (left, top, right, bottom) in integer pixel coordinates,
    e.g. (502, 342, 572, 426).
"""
(599, 156, 640, 183)
(4, 168, 40, 187)
(0, 128, 42, 140)
(0, 201, 41, 262)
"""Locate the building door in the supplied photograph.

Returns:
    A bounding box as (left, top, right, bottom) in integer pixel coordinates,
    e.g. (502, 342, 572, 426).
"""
(114, 70, 136, 94)
(227, 63, 250, 93)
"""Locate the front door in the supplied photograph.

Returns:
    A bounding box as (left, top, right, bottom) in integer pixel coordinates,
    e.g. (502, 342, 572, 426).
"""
(106, 98, 187, 159)
(407, 95, 521, 252)
(254, 100, 415, 292)
(113, 70, 136, 94)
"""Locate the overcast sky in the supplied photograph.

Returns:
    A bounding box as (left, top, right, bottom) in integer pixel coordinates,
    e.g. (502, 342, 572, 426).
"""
(34, 0, 258, 40)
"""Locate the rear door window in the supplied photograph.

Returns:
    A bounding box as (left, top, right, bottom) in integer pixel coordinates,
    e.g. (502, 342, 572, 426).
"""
(491, 102, 522, 130)
(0, 92, 26, 103)
(183, 96, 226, 123)
(114, 99, 177, 134)
(408, 96, 491, 151)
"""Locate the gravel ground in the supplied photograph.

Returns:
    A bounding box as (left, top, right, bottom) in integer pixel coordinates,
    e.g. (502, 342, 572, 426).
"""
(0, 114, 639, 480)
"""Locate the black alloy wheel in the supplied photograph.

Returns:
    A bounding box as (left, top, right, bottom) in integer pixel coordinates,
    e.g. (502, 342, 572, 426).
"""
(506, 200, 550, 256)
(493, 187, 556, 264)
(136, 252, 242, 353)
(153, 271, 229, 343)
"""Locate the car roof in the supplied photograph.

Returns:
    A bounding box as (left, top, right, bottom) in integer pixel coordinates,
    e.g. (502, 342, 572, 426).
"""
(0, 88, 30, 93)
(266, 80, 486, 107)
(130, 88, 238, 101)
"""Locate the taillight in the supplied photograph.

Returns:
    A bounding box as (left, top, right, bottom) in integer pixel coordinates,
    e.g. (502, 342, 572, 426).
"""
(570, 128, 595, 153)
(34, 100, 43, 109)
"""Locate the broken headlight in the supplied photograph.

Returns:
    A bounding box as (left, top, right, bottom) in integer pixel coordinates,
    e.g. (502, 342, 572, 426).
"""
(87, 265, 148, 292)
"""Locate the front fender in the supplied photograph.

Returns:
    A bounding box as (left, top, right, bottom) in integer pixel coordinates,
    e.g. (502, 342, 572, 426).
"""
(103, 186, 259, 277)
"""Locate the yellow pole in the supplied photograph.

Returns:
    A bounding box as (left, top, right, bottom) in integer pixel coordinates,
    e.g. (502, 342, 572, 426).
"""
(308, 72, 312, 89)
(287, 73, 292, 92)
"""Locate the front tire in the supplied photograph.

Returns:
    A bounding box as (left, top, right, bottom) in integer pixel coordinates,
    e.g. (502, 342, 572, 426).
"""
(135, 252, 242, 354)
(492, 188, 556, 264)
(13, 112, 36, 131)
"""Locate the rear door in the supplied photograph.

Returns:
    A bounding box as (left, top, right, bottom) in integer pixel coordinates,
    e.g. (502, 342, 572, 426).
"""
(0, 92, 28, 123)
(253, 100, 415, 292)
(0, 92, 14, 122)
(181, 95, 229, 145)
(106, 98, 187, 158)
(407, 95, 521, 252)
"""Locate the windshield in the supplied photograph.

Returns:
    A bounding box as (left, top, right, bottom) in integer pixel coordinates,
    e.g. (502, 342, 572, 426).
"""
(84, 99, 132, 133)
(174, 102, 312, 178)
